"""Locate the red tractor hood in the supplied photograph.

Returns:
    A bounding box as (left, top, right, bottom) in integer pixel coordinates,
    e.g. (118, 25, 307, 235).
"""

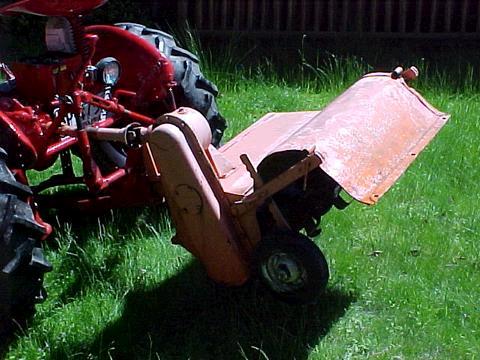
(0, 0, 107, 16)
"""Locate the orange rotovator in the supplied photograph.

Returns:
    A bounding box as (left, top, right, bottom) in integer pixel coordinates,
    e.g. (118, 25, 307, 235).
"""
(103, 69, 447, 303)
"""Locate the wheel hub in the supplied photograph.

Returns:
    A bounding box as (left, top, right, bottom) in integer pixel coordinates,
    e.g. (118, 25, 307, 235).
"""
(262, 252, 307, 293)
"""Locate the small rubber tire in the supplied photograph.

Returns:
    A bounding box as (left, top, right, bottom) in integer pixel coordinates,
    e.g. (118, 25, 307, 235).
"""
(115, 22, 227, 147)
(253, 231, 329, 304)
(0, 148, 51, 337)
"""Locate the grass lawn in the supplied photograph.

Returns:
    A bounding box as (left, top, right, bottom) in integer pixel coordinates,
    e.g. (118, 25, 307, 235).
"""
(2, 57, 479, 359)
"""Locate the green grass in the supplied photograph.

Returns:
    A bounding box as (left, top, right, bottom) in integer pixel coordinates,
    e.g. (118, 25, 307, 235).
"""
(2, 57, 480, 359)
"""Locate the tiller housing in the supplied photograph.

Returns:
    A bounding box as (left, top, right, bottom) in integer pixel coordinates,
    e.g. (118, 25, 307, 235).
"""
(98, 70, 448, 303)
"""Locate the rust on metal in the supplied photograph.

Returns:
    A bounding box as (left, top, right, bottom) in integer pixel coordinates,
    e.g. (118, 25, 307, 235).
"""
(219, 73, 449, 205)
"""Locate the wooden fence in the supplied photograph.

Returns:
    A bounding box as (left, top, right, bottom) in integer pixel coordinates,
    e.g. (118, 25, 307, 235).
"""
(175, 0, 480, 38)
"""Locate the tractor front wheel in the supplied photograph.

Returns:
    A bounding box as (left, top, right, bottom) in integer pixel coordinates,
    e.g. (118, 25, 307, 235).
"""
(253, 231, 329, 304)
(116, 23, 227, 147)
(0, 148, 51, 337)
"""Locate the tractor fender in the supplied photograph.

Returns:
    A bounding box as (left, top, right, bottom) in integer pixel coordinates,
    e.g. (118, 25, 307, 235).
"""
(86, 25, 175, 105)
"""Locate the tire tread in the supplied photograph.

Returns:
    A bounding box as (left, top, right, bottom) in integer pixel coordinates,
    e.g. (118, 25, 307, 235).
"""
(115, 22, 226, 146)
(0, 149, 50, 338)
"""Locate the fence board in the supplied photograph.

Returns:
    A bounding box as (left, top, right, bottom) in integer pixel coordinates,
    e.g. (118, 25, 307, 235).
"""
(341, 0, 349, 32)
(314, 1, 323, 32)
(233, 0, 241, 30)
(384, 0, 392, 32)
(357, 0, 364, 32)
(287, 0, 294, 31)
(195, 0, 203, 28)
(477, 1, 480, 32)
(247, 0, 254, 30)
(430, 0, 438, 32)
(445, 0, 453, 32)
(221, 0, 228, 30)
(461, 0, 469, 32)
(178, 0, 188, 25)
(208, 0, 214, 30)
(274, 0, 281, 31)
(477, 2, 480, 31)
(260, 0, 267, 30)
(328, 0, 335, 32)
(399, 0, 407, 33)
(370, 0, 377, 32)
(300, 0, 307, 32)
(415, 0, 423, 33)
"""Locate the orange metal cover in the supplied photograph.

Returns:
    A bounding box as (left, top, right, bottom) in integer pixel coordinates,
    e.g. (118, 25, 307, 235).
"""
(220, 73, 449, 204)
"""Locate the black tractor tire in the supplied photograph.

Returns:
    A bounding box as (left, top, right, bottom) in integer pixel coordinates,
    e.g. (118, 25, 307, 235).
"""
(0, 148, 51, 338)
(253, 231, 329, 305)
(115, 22, 227, 147)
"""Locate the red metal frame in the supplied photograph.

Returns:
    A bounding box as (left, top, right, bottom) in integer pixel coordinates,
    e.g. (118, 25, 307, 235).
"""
(0, 6, 176, 238)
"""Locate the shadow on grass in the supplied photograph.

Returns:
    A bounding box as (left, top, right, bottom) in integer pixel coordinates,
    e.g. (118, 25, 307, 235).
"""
(47, 260, 354, 360)
(1, 206, 171, 354)
(1, 207, 161, 356)
(3, 206, 354, 359)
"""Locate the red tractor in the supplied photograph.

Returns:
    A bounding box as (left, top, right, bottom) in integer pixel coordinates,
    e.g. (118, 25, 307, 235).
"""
(0, 0, 449, 336)
(0, 0, 225, 331)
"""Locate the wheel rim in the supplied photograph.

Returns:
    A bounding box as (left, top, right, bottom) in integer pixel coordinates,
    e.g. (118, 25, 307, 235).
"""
(261, 251, 307, 293)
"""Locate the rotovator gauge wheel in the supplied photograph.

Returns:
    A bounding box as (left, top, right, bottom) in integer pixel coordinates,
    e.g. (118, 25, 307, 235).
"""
(253, 231, 329, 304)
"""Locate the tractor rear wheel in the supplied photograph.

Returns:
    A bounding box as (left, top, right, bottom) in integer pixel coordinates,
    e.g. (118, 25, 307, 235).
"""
(253, 231, 329, 304)
(0, 148, 51, 337)
(116, 23, 227, 147)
